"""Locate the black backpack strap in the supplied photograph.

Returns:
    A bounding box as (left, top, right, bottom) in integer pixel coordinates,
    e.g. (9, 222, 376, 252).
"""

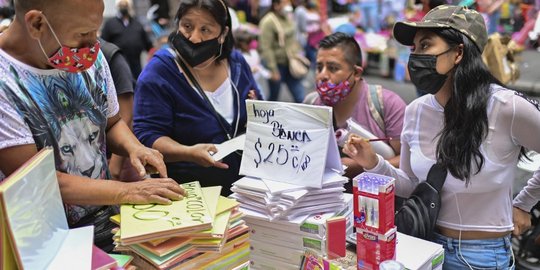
(426, 163, 447, 192)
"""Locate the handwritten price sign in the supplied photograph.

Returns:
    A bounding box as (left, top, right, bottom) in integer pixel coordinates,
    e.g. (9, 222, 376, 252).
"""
(239, 100, 341, 188)
(253, 138, 312, 171)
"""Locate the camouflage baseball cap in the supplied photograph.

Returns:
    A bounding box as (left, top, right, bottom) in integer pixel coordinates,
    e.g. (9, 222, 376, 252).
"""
(393, 5, 488, 52)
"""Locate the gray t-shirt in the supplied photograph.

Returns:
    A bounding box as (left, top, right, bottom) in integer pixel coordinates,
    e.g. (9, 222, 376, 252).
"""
(0, 49, 119, 225)
(100, 40, 134, 95)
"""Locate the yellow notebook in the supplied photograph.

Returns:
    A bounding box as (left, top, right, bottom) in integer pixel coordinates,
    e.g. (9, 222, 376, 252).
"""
(192, 189, 234, 240)
(112, 186, 222, 246)
(216, 196, 240, 215)
(0, 205, 16, 270)
(203, 186, 222, 218)
(120, 181, 213, 244)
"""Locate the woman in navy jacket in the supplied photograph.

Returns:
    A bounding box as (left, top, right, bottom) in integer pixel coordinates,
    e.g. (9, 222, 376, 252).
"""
(133, 0, 262, 195)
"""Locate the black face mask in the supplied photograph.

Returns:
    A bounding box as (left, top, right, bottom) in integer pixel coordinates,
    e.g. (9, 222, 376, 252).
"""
(408, 48, 454, 95)
(170, 32, 222, 67)
(119, 8, 129, 17)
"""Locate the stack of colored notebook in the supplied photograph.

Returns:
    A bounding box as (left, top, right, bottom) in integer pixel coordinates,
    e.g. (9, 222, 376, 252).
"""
(111, 181, 250, 269)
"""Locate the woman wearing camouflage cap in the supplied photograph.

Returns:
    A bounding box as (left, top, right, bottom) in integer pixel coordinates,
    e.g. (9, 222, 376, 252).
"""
(344, 5, 540, 269)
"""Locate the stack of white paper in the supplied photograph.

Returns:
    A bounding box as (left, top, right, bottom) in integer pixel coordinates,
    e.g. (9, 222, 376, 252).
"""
(242, 194, 353, 270)
(230, 170, 348, 221)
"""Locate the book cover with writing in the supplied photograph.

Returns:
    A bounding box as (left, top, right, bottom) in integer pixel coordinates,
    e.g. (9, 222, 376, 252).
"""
(120, 181, 213, 244)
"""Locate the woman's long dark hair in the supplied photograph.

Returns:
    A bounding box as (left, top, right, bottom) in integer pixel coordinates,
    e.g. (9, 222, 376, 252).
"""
(172, 0, 234, 62)
(434, 28, 500, 185)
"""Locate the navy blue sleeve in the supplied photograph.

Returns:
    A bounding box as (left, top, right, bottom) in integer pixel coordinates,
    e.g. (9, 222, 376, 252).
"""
(133, 64, 174, 148)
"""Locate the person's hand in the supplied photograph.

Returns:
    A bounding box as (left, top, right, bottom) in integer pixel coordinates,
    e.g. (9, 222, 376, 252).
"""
(270, 71, 281, 81)
(341, 157, 365, 178)
(342, 134, 379, 170)
(513, 206, 532, 236)
(158, 18, 169, 26)
(108, 156, 123, 180)
(187, 144, 229, 169)
(248, 89, 258, 100)
(129, 146, 168, 178)
(118, 178, 186, 205)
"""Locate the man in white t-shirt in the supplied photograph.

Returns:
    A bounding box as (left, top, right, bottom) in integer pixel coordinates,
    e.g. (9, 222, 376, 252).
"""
(0, 0, 185, 251)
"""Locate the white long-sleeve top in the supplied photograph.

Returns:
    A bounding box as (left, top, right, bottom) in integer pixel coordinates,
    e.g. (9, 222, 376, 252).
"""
(367, 85, 540, 232)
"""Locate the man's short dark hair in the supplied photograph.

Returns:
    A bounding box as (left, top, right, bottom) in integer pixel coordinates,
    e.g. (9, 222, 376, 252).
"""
(318, 32, 362, 68)
(14, 0, 42, 13)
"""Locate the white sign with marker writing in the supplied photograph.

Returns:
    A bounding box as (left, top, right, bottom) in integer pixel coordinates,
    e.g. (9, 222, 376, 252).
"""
(239, 100, 343, 188)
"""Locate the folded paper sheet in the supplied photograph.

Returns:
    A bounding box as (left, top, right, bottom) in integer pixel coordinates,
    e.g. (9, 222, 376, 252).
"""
(240, 100, 343, 188)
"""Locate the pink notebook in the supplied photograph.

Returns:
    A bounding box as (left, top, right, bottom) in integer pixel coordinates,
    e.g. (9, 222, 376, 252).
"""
(92, 245, 118, 270)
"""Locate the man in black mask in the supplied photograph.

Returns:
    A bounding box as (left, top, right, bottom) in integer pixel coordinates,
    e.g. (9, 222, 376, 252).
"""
(101, 0, 152, 80)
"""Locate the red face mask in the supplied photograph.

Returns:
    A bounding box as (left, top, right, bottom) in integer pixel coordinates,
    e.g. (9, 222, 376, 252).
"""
(38, 15, 100, 73)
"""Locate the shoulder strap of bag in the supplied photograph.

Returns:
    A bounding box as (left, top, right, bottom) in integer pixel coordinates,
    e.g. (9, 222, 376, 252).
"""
(366, 84, 386, 134)
(425, 163, 447, 192)
(268, 13, 285, 47)
(172, 52, 234, 140)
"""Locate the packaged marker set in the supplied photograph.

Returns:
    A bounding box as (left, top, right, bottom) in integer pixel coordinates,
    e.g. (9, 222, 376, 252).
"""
(352, 172, 397, 270)
(352, 172, 395, 234)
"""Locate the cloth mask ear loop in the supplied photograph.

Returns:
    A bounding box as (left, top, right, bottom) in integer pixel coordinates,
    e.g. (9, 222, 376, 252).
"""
(37, 12, 63, 58)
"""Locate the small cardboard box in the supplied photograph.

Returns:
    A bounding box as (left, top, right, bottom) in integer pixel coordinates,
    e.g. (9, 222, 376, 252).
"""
(396, 232, 445, 270)
(353, 172, 395, 234)
(356, 227, 397, 270)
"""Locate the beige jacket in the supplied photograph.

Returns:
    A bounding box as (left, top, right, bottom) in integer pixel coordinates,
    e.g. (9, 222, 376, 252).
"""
(258, 12, 301, 73)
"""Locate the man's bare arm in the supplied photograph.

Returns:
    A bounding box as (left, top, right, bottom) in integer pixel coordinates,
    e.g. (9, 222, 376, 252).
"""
(0, 144, 184, 205)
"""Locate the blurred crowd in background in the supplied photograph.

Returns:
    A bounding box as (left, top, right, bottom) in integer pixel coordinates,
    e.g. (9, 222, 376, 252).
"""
(0, 0, 539, 99)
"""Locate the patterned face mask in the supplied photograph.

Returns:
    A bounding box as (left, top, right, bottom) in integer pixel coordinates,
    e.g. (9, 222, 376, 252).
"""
(316, 72, 355, 106)
(37, 14, 100, 73)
